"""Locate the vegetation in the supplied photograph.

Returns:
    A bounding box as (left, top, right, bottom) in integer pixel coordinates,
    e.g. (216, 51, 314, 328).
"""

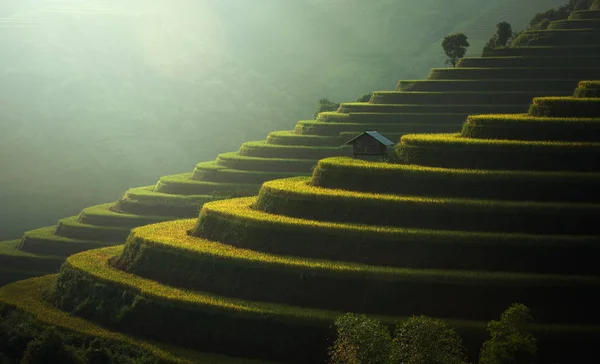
(329, 305, 537, 364)
(3, 2, 600, 363)
(0, 303, 161, 364)
(529, 0, 595, 29)
(479, 304, 537, 364)
(482, 22, 513, 54)
(313, 97, 341, 119)
(329, 314, 392, 364)
(442, 33, 470, 67)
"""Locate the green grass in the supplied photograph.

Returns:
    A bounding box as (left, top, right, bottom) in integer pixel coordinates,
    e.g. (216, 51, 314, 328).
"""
(238, 140, 351, 159)
(427, 67, 600, 80)
(191, 197, 600, 275)
(457, 56, 600, 68)
(192, 160, 309, 184)
(154, 173, 257, 195)
(369, 91, 558, 105)
(310, 157, 600, 203)
(55, 216, 130, 242)
(114, 186, 213, 218)
(396, 133, 600, 172)
(253, 177, 600, 235)
(338, 102, 526, 114)
(511, 29, 600, 47)
(76, 203, 173, 228)
(0, 276, 273, 364)
(548, 19, 600, 30)
(461, 113, 600, 141)
(396, 79, 581, 92)
(265, 130, 341, 146)
(216, 152, 317, 173)
(528, 96, 600, 117)
(569, 10, 600, 20)
(19, 226, 113, 257)
(484, 45, 600, 57)
(113, 220, 600, 325)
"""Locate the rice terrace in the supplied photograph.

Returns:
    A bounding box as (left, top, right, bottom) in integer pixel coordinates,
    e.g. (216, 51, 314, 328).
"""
(1, 0, 600, 363)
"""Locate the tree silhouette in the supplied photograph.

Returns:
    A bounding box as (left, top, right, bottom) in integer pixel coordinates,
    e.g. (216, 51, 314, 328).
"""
(442, 33, 470, 67)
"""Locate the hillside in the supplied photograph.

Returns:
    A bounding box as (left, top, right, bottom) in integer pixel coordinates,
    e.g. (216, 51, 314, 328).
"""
(0, 0, 566, 241)
(1, 2, 599, 362)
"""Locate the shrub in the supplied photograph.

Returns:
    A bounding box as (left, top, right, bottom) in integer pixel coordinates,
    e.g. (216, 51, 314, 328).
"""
(20, 329, 76, 364)
(356, 93, 372, 102)
(329, 313, 392, 364)
(479, 304, 537, 364)
(0, 307, 40, 362)
(442, 33, 469, 67)
(390, 316, 468, 364)
(314, 97, 341, 119)
(593, 0, 600, 10)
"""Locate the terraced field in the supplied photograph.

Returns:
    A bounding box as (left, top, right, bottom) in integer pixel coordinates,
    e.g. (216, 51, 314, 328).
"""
(3, 79, 597, 362)
(3, 8, 600, 285)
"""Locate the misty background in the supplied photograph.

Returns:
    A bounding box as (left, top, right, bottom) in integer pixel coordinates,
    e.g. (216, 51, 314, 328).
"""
(0, 0, 564, 241)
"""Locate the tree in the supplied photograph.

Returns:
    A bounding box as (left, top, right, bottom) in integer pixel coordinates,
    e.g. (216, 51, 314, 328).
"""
(442, 33, 469, 67)
(329, 313, 392, 364)
(482, 22, 513, 54)
(495, 22, 512, 47)
(479, 304, 537, 364)
(390, 315, 468, 364)
(314, 97, 341, 119)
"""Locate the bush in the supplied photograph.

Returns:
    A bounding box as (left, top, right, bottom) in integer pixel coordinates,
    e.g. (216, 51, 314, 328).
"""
(329, 314, 466, 364)
(314, 97, 341, 119)
(593, 0, 600, 10)
(20, 329, 76, 364)
(329, 313, 392, 364)
(479, 304, 537, 364)
(390, 316, 468, 364)
(356, 93, 372, 102)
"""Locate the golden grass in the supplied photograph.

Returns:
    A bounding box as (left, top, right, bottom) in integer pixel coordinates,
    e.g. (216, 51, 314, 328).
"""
(199, 196, 598, 248)
(465, 114, 600, 125)
(125, 217, 600, 285)
(579, 80, 600, 89)
(260, 177, 595, 210)
(315, 157, 600, 178)
(400, 133, 600, 147)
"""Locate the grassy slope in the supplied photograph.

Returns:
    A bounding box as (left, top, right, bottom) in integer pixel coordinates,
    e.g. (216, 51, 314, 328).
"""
(0, 275, 276, 364)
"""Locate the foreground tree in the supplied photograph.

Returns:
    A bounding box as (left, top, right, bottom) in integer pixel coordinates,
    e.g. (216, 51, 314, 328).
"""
(442, 33, 469, 67)
(479, 304, 537, 364)
(329, 313, 392, 364)
(390, 316, 468, 364)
